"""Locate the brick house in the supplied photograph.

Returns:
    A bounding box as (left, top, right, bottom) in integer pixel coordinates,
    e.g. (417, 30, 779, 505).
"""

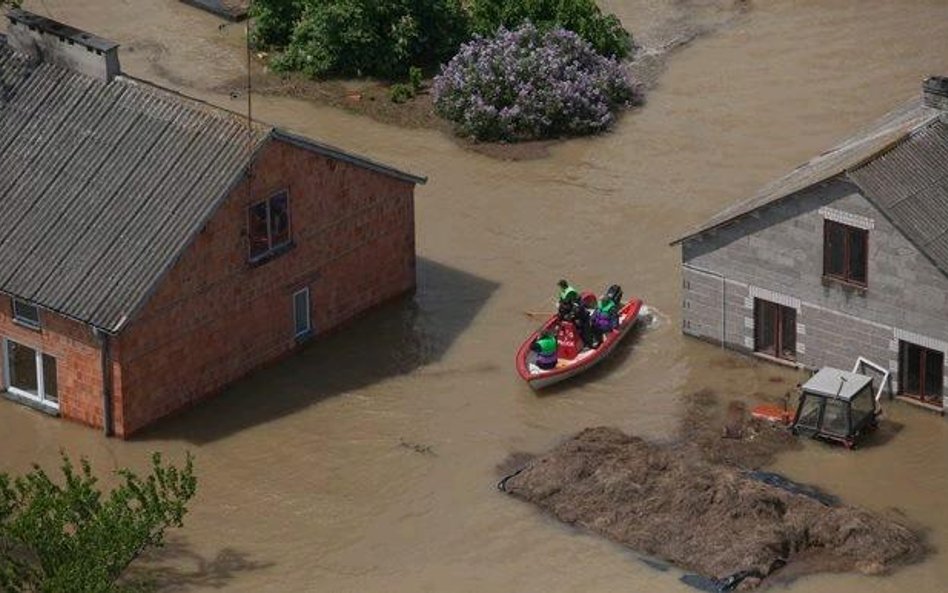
(0, 10, 425, 437)
(673, 77, 948, 412)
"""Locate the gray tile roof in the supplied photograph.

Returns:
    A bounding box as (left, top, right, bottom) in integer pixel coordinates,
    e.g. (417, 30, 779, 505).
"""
(0, 43, 424, 333)
(672, 97, 944, 245)
(849, 118, 948, 275)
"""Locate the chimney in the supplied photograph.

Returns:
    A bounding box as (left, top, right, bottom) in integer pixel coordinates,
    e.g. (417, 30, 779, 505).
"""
(5, 9, 120, 82)
(923, 76, 948, 111)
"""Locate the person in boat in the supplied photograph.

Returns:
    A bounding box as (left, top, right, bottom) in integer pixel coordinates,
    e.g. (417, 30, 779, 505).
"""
(570, 298, 600, 349)
(593, 297, 619, 334)
(592, 284, 623, 337)
(530, 331, 558, 370)
(557, 279, 579, 320)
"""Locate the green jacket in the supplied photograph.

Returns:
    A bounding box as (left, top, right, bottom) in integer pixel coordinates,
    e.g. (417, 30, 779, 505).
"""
(536, 334, 557, 356)
(598, 300, 617, 315)
(558, 284, 578, 303)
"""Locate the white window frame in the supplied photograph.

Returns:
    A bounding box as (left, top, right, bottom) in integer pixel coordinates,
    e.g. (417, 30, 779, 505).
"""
(293, 288, 312, 339)
(2, 338, 59, 410)
(12, 298, 40, 329)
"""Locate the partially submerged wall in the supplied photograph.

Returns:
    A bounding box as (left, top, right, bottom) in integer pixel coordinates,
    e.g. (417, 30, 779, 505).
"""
(681, 178, 948, 402)
(116, 138, 416, 436)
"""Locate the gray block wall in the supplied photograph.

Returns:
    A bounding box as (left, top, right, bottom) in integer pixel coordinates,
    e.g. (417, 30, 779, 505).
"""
(681, 178, 948, 407)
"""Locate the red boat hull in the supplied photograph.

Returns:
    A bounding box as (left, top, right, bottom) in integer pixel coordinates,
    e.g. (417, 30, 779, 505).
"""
(516, 299, 644, 389)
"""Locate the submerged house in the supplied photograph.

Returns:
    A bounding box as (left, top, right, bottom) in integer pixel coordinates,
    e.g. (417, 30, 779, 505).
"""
(674, 76, 948, 412)
(0, 10, 425, 437)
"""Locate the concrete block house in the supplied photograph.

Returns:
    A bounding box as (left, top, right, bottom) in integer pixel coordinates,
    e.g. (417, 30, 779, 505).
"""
(674, 76, 948, 412)
(0, 10, 425, 437)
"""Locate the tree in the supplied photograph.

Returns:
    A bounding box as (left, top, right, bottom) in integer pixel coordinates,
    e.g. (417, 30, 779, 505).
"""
(0, 452, 197, 592)
(469, 0, 633, 58)
(253, 0, 469, 80)
(0, 0, 23, 7)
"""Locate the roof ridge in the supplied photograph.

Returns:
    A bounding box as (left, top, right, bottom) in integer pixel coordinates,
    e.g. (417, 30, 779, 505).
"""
(846, 115, 945, 175)
(670, 96, 942, 246)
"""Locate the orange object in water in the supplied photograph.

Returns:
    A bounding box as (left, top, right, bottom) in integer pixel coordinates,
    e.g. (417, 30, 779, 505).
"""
(751, 404, 793, 425)
(556, 323, 580, 360)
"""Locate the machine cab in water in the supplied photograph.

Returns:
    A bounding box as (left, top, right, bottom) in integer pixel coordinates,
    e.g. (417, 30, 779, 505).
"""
(792, 367, 879, 448)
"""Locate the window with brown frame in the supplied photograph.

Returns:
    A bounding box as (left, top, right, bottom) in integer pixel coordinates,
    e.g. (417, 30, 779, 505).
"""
(823, 220, 868, 286)
(248, 190, 291, 261)
(899, 341, 943, 405)
(754, 298, 796, 361)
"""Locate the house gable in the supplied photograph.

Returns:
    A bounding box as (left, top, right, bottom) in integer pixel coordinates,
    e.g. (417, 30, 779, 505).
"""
(682, 177, 948, 368)
(114, 137, 417, 435)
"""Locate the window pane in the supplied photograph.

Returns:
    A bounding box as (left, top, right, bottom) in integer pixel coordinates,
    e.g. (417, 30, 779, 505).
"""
(822, 398, 850, 436)
(901, 342, 921, 395)
(754, 300, 776, 355)
(924, 348, 943, 401)
(796, 395, 822, 430)
(850, 386, 875, 428)
(7, 341, 38, 396)
(13, 300, 40, 326)
(42, 354, 58, 403)
(293, 290, 310, 336)
(824, 222, 845, 277)
(270, 193, 290, 247)
(848, 228, 867, 283)
(249, 202, 270, 258)
(779, 306, 796, 360)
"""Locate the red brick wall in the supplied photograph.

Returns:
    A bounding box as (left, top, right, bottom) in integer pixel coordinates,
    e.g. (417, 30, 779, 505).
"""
(114, 138, 417, 436)
(0, 294, 110, 429)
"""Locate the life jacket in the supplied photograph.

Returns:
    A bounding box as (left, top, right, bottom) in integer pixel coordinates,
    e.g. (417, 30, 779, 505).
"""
(536, 334, 557, 356)
(594, 299, 619, 332)
(598, 299, 617, 316)
(535, 334, 558, 368)
(558, 284, 578, 304)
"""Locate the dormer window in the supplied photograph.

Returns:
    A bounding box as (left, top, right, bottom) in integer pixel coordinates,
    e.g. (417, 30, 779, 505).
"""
(12, 299, 40, 329)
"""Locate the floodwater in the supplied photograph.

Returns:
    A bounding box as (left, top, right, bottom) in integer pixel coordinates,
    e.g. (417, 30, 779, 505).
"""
(4, 1, 948, 591)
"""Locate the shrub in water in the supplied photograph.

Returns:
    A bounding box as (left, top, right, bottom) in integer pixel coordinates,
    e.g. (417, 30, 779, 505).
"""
(433, 23, 641, 142)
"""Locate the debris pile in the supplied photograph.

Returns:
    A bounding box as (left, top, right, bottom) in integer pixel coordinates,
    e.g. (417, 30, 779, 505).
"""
(501, 421, 924, 589)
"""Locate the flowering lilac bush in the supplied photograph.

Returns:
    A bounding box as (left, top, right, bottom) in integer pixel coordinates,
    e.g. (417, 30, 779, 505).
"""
(433, 24, 641, 142)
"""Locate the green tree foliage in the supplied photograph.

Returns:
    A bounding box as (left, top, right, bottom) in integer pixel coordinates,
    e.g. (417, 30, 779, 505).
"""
(252, 0, 469, 79)
(469, 0, 633, 58)
(0, 452, 197, 593)
(249, 0, 304, 49)
(0, 0, 23, 7)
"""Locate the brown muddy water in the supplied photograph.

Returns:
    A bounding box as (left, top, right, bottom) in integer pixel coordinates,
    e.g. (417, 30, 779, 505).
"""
(4, 1, 948, 591)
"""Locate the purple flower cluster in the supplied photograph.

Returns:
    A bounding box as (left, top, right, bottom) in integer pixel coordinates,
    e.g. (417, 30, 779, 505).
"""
(433, 23, 642, 142)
